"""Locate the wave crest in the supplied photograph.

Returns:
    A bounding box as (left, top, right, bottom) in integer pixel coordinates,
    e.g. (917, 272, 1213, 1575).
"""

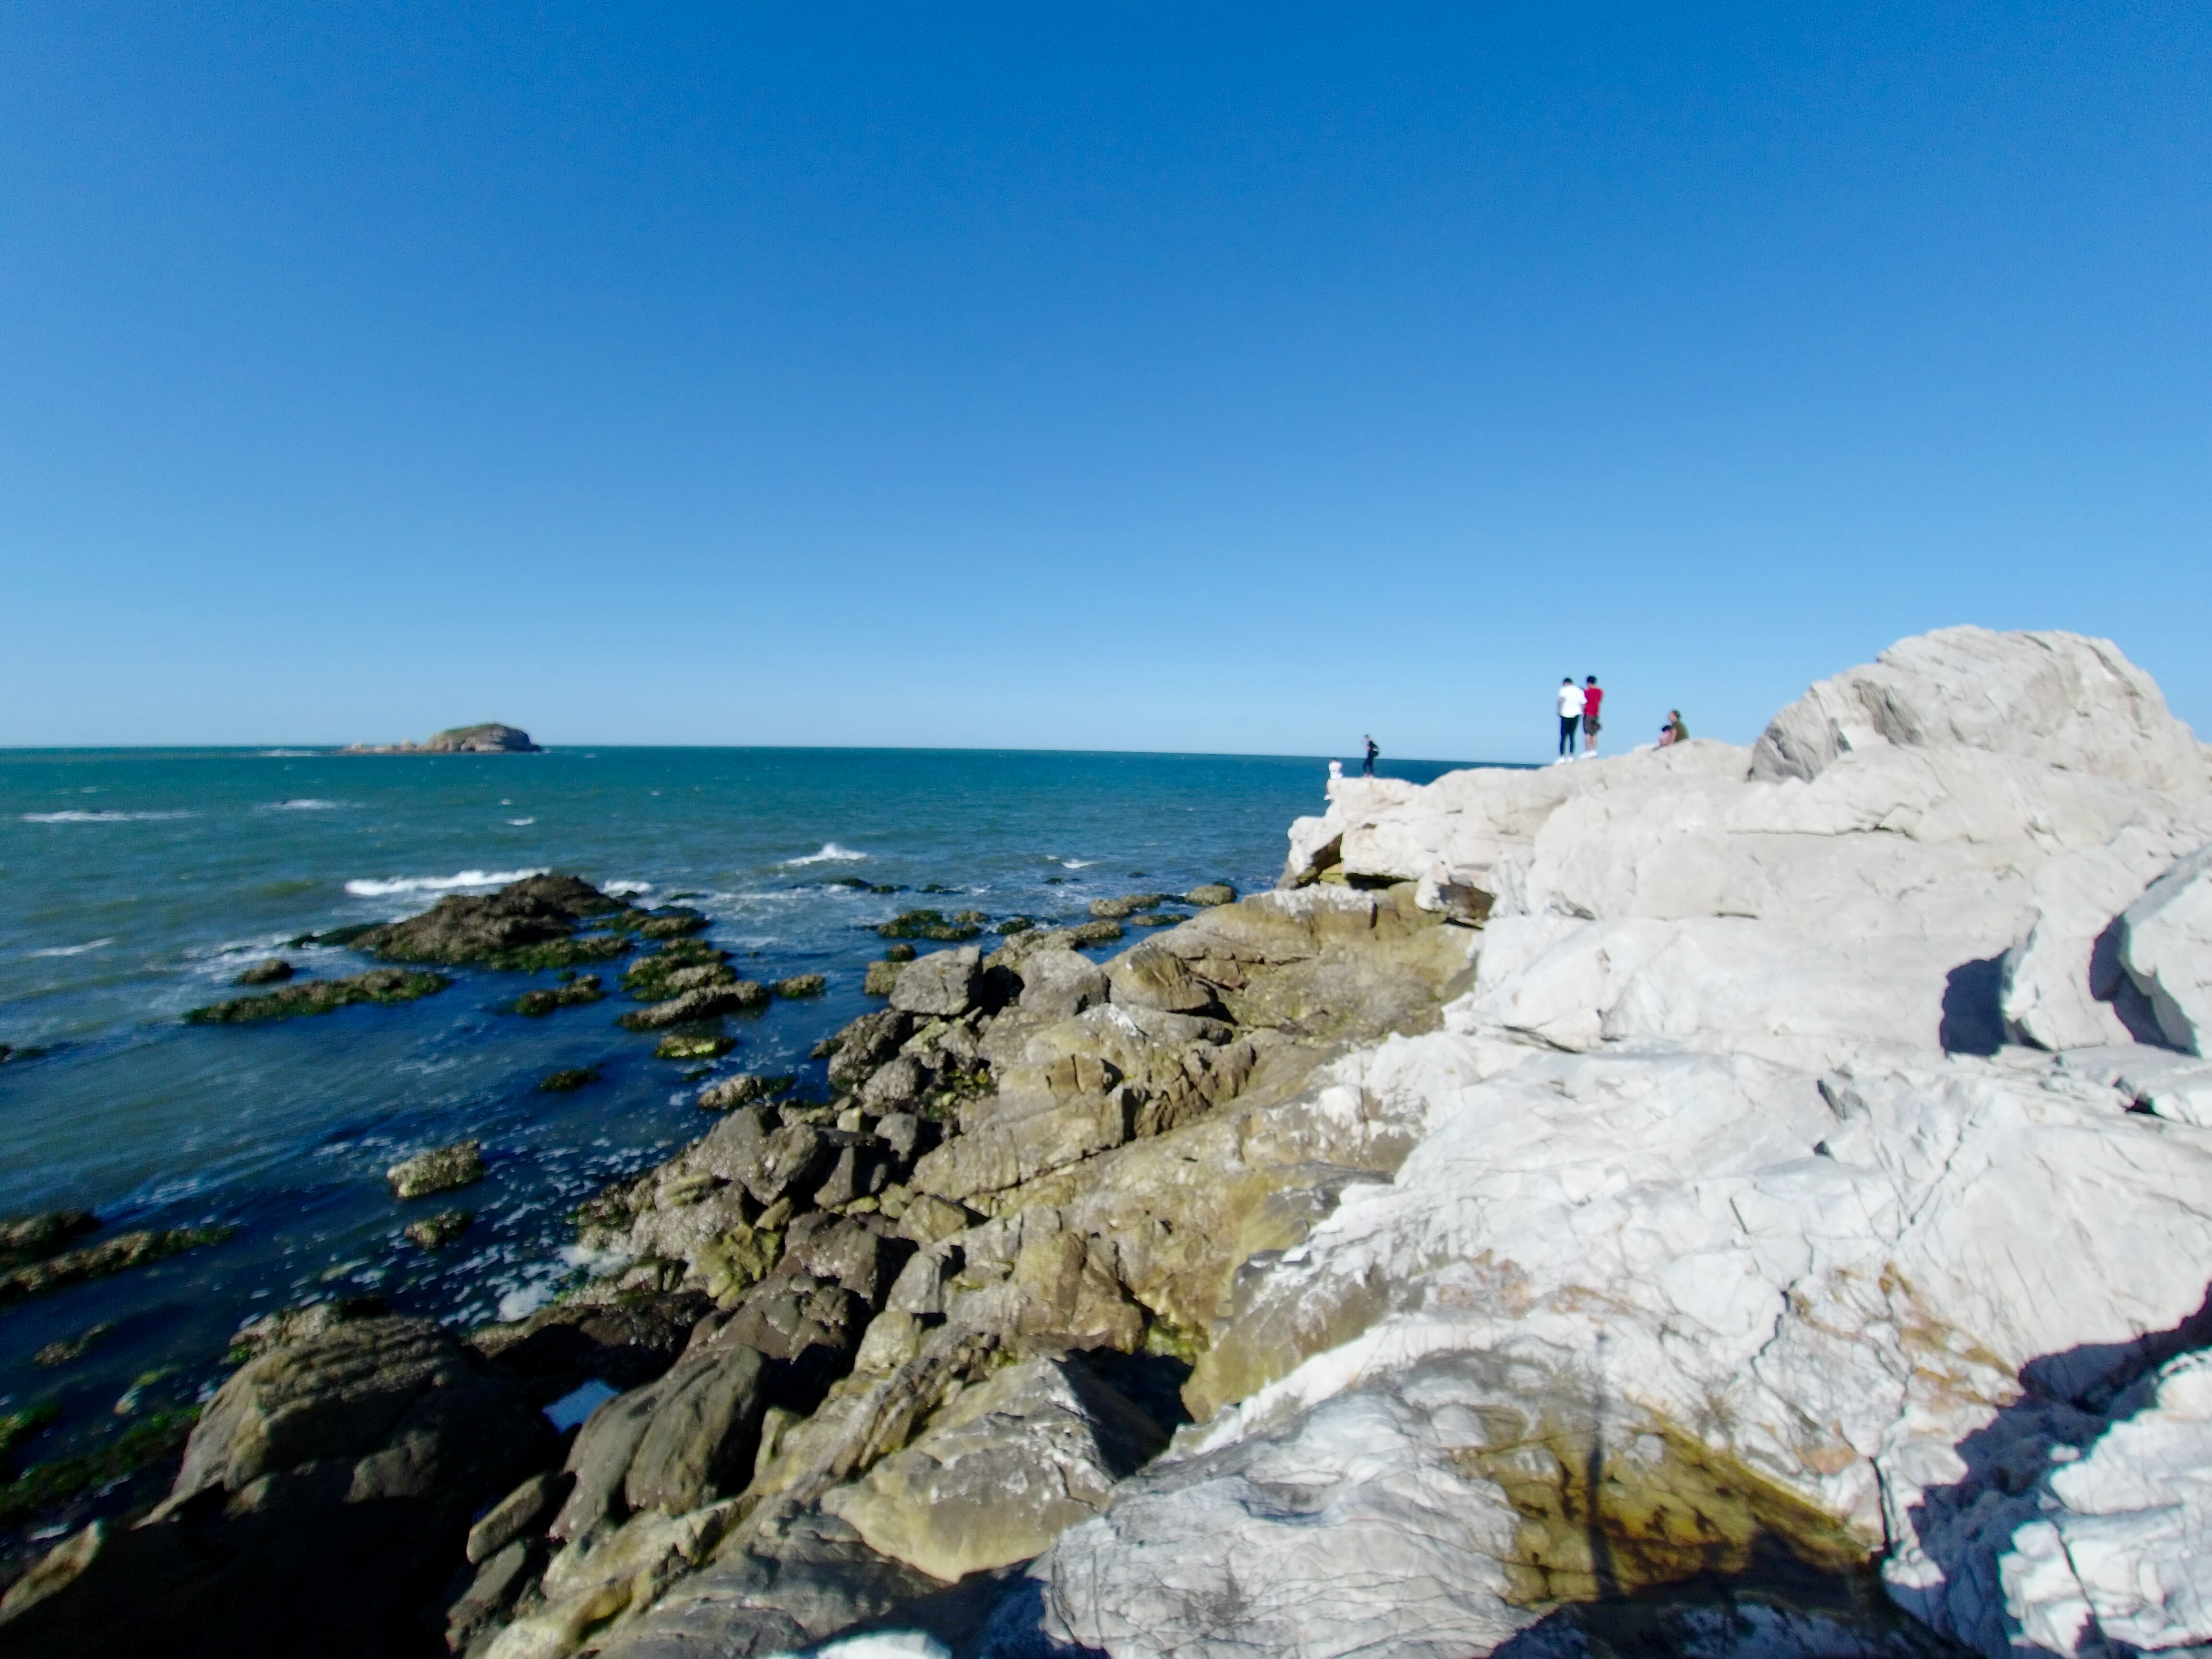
(21, 810, 193, 824)
(784, 843, 867, 866)
(344, 867, 547, 897)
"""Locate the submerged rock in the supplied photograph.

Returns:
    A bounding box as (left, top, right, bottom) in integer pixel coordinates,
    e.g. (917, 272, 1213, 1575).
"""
(877, 910, 985, 942)
(184, 967, 450, 1024)
(773, 973, 828, 999)
(0, 1223, 233, 1309)
(386, 1139, 485, 1198)
(511, 974, 605, 1016)
(233, 957, 294, 985)
(404, 1208, 474, 1250)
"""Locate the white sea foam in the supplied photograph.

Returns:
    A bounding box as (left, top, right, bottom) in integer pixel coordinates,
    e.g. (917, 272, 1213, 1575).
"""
(21, 810, 193, 823)
(259, 749, 318, 757)
(344, 867, 546, 897)
(30, 938, 114, 957)
(604, 879, 651, 895)
(267, 799, 342, 811)
(506, 817, 536, 826)
(784, 842, 867, 865)
(1060, 857, 1097, 868)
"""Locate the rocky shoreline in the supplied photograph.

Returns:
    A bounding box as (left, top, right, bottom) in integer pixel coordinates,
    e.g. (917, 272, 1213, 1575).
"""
(5, 626, 2211, 1659)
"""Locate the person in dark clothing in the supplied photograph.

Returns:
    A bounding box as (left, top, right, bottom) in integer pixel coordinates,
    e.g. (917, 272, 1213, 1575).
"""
(1362, 735, 1379, 776)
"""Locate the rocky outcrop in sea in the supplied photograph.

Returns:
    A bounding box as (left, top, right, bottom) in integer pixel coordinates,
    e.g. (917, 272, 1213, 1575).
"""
(6, 625, 2210, 1659)
(341, 723, 543, 756)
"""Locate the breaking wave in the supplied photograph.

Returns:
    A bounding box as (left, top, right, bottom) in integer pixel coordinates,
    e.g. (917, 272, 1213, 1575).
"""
(604, 879, 651, 895)
(30, 938, 113, 957)
(344, 867, 547, 897)
(21, 810, 193, 824)
(785, 843, 867, 866)
(268, 799, 342, 811)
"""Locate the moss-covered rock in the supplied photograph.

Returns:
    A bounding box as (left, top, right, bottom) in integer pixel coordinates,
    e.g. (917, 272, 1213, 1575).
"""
(487, 935, 631, 972)
(0, 1226, 235, 1309)
(185, 968, 450, 1024)
(622, 946, 736, 1003)
(697, 1074, 795, 1111)
(1065, 919, 1125, 945)
(1128, 912, 1190, 928)
(656, 1031, 736, 1061)
(510, 974, 604, 1016)
(1184, 883, 1238, 907)
(771, 974, 827, 999)
(877, 909, 984, 942)
(386, 1140, 485, 1199)
(0, 1407, 199, 1531)
(352, 873, 628, 966)
(1088, 893, 1172, 920)
(538, 1067, 600, 1093)
(233, 958, 294, 986)
(863, 959, 905, 998)
(404, 1209, 474, 1250)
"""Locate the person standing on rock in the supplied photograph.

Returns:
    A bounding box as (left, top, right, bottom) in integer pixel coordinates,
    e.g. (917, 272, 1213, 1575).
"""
(1582, 676, 1604, 756)
(1556, 678, 1583, 761)
(1362, 735, 1379, 777)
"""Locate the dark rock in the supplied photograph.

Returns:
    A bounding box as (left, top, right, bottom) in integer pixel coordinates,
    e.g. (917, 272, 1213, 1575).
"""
(619, 985, 764, 1030)
(884, 943, 918, 962)
(741, 1125, 836, 1208)
(819, 1010, 915, 1091)
(31, 1320, 114, 1368)
(0, 1225, 233, 1310)
(471, 1291, 713, 1407)
(445, 1535, 542, 1652)
(510, 974, 604, 1016)
(876, 910, 983, 942)
(387, 1140, 485, 1199)
(185, 968, 450, 1025)
(1087, 893, 1172, 920)
(771, 974, 826, 999)
(538, 1067, 599, 1093)
(228, 1297, 388, 1363)
(351, 873, 625, 968)
(715, 1274, 863, 1366)
(698, 1075, 795, 1112)
(403, 1209, 473, 1250)
(234, 958, 294, 986)
(0, 1209, 99, 1267)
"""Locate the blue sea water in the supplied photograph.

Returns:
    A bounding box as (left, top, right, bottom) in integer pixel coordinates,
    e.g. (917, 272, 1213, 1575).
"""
(0, 745, 1471, 1508)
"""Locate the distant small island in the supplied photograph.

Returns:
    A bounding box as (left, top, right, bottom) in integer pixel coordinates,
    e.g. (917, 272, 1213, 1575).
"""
(338, 722, 541, 755)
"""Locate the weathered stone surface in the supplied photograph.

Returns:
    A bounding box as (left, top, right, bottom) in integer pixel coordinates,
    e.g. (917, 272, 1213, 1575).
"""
(446, 1535, 541, 1651)
(910, 1092, 1129, 1202)
(1087, 894, 1171, 920)
(353, 872, 620, 965)
(171, 1315, 548, 1516)
(863, 958, 905, 997)
(1999, 827, 2191, 1049)
(187, 966, 452, 1024)
(468, 1470, 569, 1563)
(619, 986, 758, 1030)
(624, 1344, 770, 1515)
(889, 946, 982, 1018)
(2119, 840, 2212, 1054)
(823, 1355, 1166, 1582)
(1104, 943, 1215, 1014)
(824, 1009, 915, 1090)
(1184, 883, 1237, 907)
(773, 974, 827, 998)
(697, 1073, 794, 1112)
(387, 1138, 485, 1199)
(403, 1207, 472, 1249)
(1013, 945, 1108, 1022)
(235, 957, 294, 985)
(0, 1222, 233, 1308)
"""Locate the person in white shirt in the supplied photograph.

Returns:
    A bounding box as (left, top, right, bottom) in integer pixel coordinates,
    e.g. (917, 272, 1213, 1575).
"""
(1556, 678, 1583, 760)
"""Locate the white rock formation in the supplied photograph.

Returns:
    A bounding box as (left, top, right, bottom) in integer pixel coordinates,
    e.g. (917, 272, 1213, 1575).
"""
(974, 629, 2212, 1659)
(2119, 842, 2212, 1055)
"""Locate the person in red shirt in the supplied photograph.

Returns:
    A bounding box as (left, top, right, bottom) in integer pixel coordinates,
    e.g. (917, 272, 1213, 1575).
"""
(1582, 676, 1604, 755)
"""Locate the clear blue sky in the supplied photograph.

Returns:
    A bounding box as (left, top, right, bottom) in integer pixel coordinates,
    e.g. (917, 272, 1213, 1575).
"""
(3, 3, 2206, 762)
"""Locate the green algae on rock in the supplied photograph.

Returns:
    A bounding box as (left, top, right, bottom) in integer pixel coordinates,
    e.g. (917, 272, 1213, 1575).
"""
(185, 968, 451, 1024)
(537, 1067, 600, 1093)
(233, 958, 294, 985)
(770, 974, 826, 998)
(876, 909, 984, 941)
(0, 1226, 235, 1309)
(655, 1031, 736, 1061)
(352, 873, 627, 967)
(509, 974, 605, 1016)
(386, 1140, 485, 1198)
(404, 1209, 475, 1250)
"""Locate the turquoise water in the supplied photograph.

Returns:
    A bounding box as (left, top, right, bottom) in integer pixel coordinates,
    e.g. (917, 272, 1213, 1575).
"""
(0, 745, 1471, 1506)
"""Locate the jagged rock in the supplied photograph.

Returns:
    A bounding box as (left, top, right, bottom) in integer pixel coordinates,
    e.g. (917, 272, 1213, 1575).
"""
(353, 872, 624, 966)
(471, 1291, 713, 1407)
(889, 946, 982, 1018)
(624, 1344, 771, 1515)
(1749, 626, 2205, 792)
(823, 1009, 914, 1090)
(911, 1091, 1130, 1203)
(822, 1355, 1166, 1582)
(172, 1315, 549, 1515)
(896, 1195, 972, 1247)
(859, 1054, 925, 1109)
(387, 1139, 485, 1198)
(234, 957, 294, 985)
(2119, 840, 2212, 1053)
(1104, 943, 1215, 1014)
(588, 1508, 947, 1659)
(1013, 946, 1108, 1022)
(0, 1208, 98, 1265)
(698, 1074, 794, 1112)
(1999, 828, 2190, 1048)
(446, 1536, 542, 1651)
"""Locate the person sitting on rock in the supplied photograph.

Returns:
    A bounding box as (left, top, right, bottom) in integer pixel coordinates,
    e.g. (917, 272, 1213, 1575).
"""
(1659, 709, 1688, 745)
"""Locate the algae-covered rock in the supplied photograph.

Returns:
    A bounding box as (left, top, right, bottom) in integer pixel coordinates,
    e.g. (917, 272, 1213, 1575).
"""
(877, 909, 984, 942)
(403, 1208, 474, 1250)
(697, 1073, 795, 1112)
(772, 974, 827, 998)
(1185, 882, 1237, 907)
(185, 967, 450, 1024)
(619, 984, 765, 1029)
(1087, 893, 1171, 920)
(0, 1225, 234, 1309)
(510, 974, 604, 1016)
(657, 1031, 737, 1061)
(234, 958, 294, 985)
(352, 872, 625, 966)
(538, 1066, 599, 1093)
(386, 1139, 485, 1198)
(863, 958, 905, 998)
